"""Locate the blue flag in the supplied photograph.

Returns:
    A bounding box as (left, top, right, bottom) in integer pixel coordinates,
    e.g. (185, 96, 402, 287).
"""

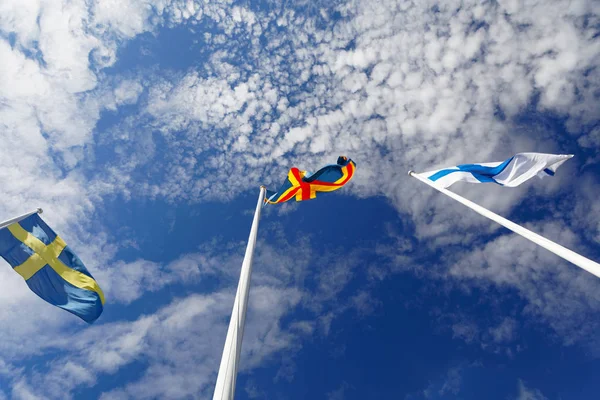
(0, 213, 104, 323)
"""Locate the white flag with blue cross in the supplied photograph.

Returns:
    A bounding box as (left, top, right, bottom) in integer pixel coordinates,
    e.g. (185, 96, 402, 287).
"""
(417, 152, 573, 189)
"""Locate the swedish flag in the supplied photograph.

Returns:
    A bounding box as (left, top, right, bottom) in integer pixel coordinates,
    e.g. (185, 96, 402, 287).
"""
(266, 156, 356, 204)
(0, 213, 104, 323)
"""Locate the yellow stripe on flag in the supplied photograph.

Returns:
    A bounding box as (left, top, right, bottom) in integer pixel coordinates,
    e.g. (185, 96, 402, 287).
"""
(8, 223, 105, 305)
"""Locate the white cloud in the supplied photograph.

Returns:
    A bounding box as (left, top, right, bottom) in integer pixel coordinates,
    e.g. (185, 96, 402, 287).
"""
(409, 363, 474, 400)
(516, 380, 548, 400)
(100, 0, 600, 253)
(489, 317, 518, 343)
(97, 252, 207, 304)
(437, 366, 463, 397)
(8, 285, 303, 400)
(350, 290, 381, 316)
(449, 221, 600, 350)
(11, 379, 44, 400)
(451, 320, 480, 344)
(114, 80, 144, 106)
(327, 382, 351, 400)
(92, 0, 158, 39)
(578, 126, 600, 149)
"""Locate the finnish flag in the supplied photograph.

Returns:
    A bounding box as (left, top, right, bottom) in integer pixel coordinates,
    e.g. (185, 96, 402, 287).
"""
(418, 152, 573, 189)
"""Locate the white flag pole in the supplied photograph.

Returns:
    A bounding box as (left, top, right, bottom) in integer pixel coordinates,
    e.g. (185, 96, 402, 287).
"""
(213, 186, 266, 400)
(0, 208, 43, 231)
(408, 171, 600, 279)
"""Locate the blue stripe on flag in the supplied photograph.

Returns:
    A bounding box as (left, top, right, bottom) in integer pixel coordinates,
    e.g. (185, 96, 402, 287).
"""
(428, 157, 514, 184)
(26, 265, 103, 323)
(58, 246, 95, 279)
(543, 168, 555, 176)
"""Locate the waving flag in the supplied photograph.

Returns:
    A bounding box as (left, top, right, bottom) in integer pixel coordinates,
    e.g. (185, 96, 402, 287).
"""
(417, 152, 573, 188)
(266, 156, 356, 204)
(0, 213, 104, 323)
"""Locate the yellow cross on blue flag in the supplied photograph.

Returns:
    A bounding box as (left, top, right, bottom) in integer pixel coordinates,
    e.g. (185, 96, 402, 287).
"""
(0, 213, 104, 323)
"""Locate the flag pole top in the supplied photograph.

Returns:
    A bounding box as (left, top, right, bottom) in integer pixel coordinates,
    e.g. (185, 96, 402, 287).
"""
(0, 208, 44, 231)
(260, 185, 266, 189)
(408, 170, 414, 176)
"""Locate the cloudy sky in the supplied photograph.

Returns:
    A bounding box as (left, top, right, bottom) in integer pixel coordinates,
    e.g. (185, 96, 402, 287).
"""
(0, 0, 599, 399)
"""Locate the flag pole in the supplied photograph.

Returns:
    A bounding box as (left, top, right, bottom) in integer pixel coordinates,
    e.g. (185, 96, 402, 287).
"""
(408, 171, 600, 279)
(213, 186, 266, 400)
(0, 208, 43, 231)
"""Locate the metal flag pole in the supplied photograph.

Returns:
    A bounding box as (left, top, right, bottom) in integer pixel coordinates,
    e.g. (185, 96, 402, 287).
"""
(408, 171, 600, 279)
(0, 208, 43, 231)
(213, 186, 266, 400)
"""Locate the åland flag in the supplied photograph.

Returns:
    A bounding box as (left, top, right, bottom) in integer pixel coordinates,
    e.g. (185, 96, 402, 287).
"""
(0, 213, 104, 323)
(266, 156, 356, 204)
(416, 152, 573, 188)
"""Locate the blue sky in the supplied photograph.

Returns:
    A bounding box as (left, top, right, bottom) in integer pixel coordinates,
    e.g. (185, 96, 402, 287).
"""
(0, 0, 600, 399)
